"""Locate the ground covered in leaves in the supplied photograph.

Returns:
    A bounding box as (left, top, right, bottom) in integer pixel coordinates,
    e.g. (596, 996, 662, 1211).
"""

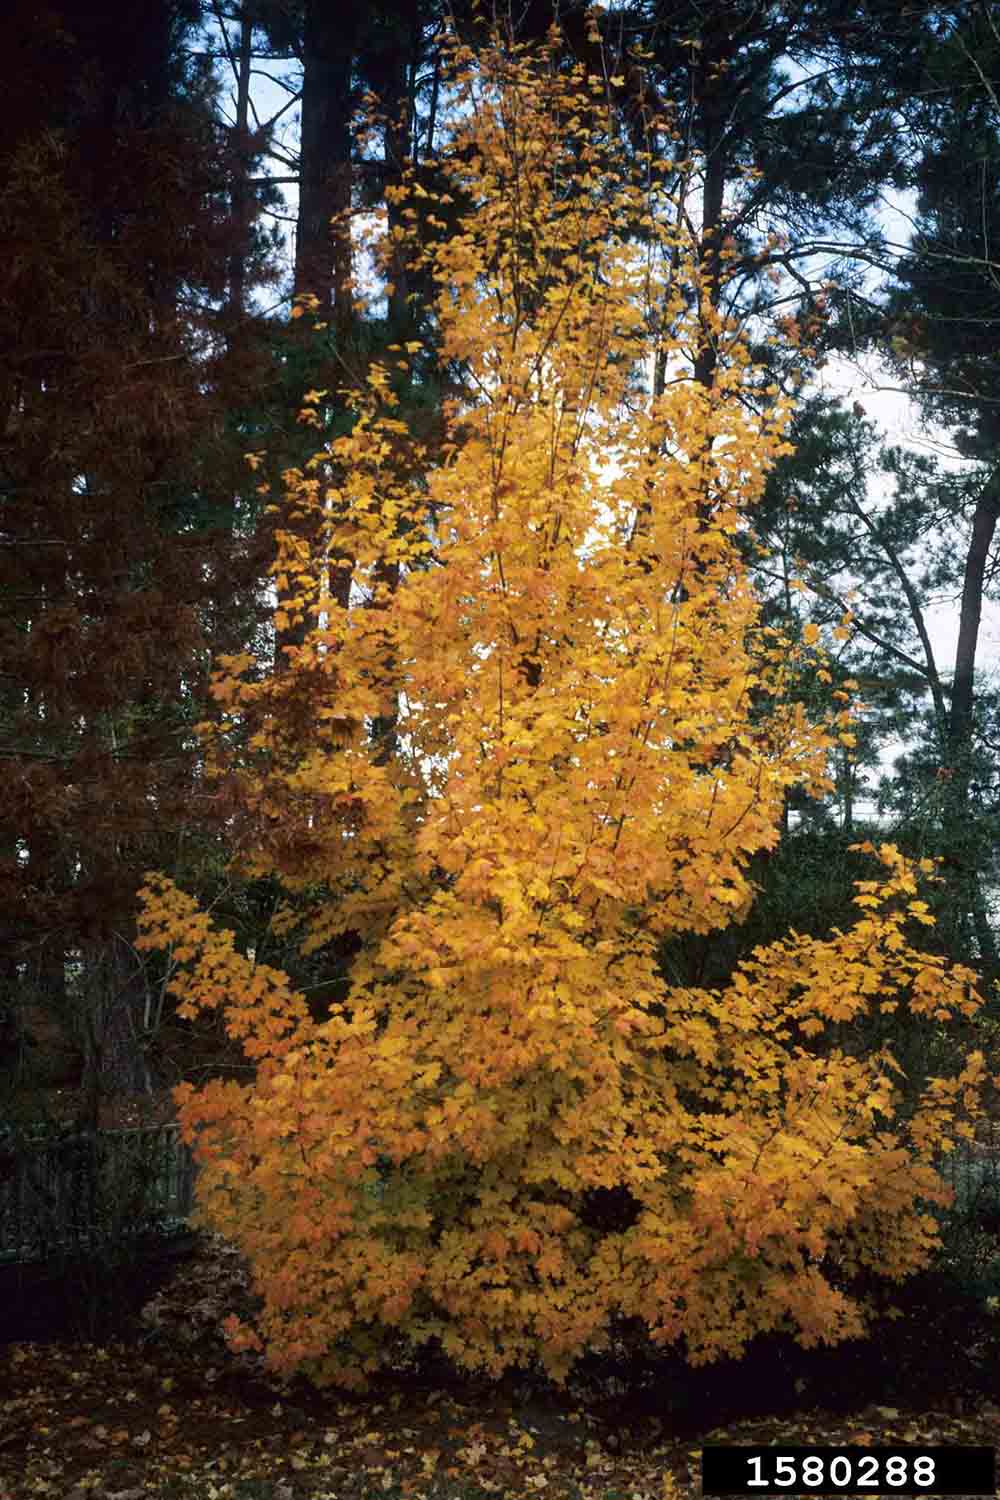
(2, 1223, 1000, 1500)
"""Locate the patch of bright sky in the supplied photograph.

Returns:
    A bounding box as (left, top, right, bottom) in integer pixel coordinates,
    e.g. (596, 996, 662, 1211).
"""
(762, 58, 1000, 809)
(809, 186, 1000, 821)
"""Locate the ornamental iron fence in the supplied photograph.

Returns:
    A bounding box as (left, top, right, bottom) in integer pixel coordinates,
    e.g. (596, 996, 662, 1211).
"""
(0, 1121, 197, 1265)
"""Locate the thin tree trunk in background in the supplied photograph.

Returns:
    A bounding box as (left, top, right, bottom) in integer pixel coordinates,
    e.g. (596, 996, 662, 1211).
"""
(228, 5, 254, 319)
(839, 746, 855, 835)
(293, 0, 357, 338)
(692, 92, 726, 391)
(76, 940, 154, 1114)
(949, 468, 1000, 755)
(943, 467, 1000, 991)
(273, 0, 361, 674)
(364, 16, 421, 768)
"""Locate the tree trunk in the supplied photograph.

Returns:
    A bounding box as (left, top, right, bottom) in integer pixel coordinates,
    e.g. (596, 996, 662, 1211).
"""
(274, 0, 362, 674)
(362, 12, 422, 767)
(293, 0, 357, 336)
(75, 940, 155, 1114)
(228, 4, 254, 319)
(944, 466, 1000, 990)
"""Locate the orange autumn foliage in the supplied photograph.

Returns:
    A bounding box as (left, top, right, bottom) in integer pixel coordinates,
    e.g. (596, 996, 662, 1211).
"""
(137, 22, 994, 1392)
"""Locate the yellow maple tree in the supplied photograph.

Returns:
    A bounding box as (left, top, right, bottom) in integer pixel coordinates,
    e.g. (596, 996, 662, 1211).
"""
(137, 17, 994, 1392)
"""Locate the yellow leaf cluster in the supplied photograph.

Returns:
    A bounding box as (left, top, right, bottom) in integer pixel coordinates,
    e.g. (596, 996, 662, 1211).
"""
(135, 20, 994, 1393)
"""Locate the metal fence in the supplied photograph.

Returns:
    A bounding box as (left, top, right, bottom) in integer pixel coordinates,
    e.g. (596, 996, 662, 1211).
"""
(0, 1114, 995, 1269)
(0, 1122, 198, 1265)
(934, 1131, 1000, 1215)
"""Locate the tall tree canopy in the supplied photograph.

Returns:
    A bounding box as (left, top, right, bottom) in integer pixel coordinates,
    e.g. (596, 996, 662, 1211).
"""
(0, 0, 279, 1105)
(138, 20, 991, 1394)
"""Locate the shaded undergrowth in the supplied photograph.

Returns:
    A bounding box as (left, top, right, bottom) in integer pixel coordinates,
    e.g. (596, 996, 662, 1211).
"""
(2, 1192, 1000, 1500)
